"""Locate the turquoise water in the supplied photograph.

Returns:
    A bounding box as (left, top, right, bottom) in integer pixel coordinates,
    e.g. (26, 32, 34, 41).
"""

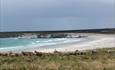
(0, 38, 85, 51)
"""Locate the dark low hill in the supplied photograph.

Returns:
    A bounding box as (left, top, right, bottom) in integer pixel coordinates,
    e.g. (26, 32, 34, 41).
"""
(0, 28, 115, 38)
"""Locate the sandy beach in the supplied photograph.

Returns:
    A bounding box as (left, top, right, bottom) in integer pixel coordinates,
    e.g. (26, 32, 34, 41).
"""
(0, 33, 115, 53)
(36, 33, 115, 53)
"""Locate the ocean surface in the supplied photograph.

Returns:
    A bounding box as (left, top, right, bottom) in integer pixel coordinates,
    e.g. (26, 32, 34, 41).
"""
(0, 38, 86, 52)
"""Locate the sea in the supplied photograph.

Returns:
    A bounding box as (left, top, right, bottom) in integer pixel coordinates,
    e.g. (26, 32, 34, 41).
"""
(0, 38, 86, 52)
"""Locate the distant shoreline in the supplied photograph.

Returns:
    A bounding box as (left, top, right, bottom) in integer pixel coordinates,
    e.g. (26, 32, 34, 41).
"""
(0, 28, 115, 33)
(0, 28, 115, 38)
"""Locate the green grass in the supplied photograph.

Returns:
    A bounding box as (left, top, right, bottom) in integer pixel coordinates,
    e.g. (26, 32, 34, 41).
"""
(0, 48, 115, 70)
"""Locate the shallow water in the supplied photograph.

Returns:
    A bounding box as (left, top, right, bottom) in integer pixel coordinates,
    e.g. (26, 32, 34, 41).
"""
(0, 38, 85, 50)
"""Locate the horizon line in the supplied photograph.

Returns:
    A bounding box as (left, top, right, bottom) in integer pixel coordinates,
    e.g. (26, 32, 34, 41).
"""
(0, 28, 115, 33)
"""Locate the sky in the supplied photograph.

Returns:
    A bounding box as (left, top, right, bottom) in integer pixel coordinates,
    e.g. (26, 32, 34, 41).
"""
(0, 0, 115, 31)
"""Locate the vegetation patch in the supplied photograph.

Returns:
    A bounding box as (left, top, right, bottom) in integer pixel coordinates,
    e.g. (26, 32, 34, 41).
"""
(0, 48, 115, 70)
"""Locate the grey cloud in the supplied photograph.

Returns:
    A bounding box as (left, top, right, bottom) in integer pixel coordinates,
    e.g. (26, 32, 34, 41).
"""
(0, 0, 114, 31)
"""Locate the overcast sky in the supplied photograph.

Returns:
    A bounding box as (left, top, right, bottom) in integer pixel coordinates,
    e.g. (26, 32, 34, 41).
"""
(0, 0, 115, 31)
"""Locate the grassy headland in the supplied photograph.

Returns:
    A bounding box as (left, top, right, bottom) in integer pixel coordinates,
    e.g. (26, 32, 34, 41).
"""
(0, 48, 115, 70)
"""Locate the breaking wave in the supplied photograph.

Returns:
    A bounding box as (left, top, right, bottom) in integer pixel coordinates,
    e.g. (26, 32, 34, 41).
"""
(0, 38, 85, 51)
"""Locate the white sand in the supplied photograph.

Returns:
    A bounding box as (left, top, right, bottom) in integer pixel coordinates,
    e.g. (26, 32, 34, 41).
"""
(37, 34, 115, 53)
(0, 33, 114, 53)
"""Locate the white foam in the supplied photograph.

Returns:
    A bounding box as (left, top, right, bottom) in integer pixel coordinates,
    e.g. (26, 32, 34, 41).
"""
(0, 38, 84, 52)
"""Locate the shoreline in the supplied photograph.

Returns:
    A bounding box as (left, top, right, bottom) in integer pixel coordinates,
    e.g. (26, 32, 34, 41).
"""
(0, 33, 115, 53)
(35, 33, 115, 53)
